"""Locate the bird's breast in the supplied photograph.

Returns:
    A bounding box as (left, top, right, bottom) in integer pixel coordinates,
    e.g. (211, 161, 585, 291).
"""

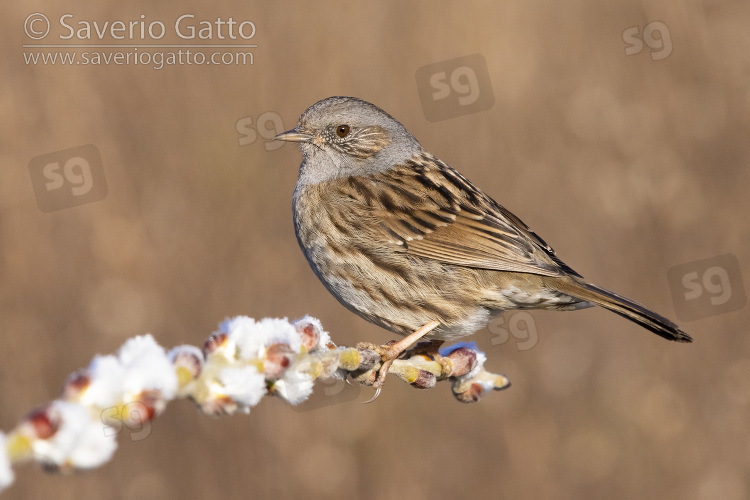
(292, 181, 498, 339)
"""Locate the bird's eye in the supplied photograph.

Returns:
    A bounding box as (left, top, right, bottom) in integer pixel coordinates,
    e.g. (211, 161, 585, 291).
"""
(336, 125, 350, 138)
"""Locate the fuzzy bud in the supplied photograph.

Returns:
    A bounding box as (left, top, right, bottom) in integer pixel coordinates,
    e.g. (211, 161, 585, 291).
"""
(264, 343, 294, 379)
(446, 347, 478, 377)
(294, 320, 319, 351)
(411, 370, 436, 389)
(355, 348, 380, 371)
(338, 348, 363, 371)
(453, 382, 485, 403)
(169, 345, 204, 391)
(61, 370, 91, 402)
(135, 389, 167, 421)
(200, 395, 237, 417)
(24, 406, 59, 440)
(202, 333, 227, 357)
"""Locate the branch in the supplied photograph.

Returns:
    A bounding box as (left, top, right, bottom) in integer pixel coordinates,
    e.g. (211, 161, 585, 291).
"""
(0, 315, 510, 493)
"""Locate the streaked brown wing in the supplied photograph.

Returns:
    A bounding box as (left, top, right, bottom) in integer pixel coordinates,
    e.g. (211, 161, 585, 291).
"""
(359, 153, 581, 278)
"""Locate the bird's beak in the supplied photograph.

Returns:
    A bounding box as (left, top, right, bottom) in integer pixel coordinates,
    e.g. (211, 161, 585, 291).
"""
(274, 129, 314, 143)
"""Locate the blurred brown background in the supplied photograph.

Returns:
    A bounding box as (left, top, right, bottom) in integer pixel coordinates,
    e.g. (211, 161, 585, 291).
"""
(2, 2, 749, 499)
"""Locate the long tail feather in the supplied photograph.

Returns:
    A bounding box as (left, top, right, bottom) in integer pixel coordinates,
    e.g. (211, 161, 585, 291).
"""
(559, 280, 693, 343)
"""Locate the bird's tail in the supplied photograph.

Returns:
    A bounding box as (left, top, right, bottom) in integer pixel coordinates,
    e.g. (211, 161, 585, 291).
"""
(556, 279, 693, 343)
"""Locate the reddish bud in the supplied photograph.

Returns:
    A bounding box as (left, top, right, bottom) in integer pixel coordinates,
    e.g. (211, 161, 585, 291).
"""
(61, 369, 91, 401)
(295, 320, 320, 351)
(411, 370, 436, 389)
(202, 333, 227, 357)
(25, 405, 59, 440)
(446, 347, 478, 377)
(454, 382, 485, 403)
(356, 348, 381, 371)
(135, 389, 166, 421)
(171, 346, 204, 379)
(264, 343, 294, 379)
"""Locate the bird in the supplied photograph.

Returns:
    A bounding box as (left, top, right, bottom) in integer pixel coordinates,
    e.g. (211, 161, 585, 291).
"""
(274, 96, 692, 398)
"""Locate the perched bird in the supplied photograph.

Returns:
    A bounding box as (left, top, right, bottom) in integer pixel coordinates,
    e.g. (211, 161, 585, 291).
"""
(275, 96, 691, 396)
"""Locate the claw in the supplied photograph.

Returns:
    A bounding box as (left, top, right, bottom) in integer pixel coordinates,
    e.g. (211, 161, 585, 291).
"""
(363, 387, 382, 404)
(359, 320, 440, 403)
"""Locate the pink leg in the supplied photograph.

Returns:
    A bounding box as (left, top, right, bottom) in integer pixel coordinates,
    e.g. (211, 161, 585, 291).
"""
(362, 320, 441, 403)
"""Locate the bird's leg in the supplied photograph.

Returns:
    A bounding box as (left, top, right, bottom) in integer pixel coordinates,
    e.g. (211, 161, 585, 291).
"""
(358, 320, 440, 403)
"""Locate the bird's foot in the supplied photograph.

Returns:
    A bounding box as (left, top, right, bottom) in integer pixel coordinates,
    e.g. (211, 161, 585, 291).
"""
(357, 320, 440, 403)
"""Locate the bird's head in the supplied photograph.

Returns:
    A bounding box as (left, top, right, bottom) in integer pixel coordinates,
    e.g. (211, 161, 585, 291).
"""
(275, 96, 422, 185)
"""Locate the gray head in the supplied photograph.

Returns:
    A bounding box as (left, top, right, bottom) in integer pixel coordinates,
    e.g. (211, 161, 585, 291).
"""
(275, 97, 422, 186)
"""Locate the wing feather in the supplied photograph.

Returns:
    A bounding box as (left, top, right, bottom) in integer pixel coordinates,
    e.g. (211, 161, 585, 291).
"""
(350, 153, 582, 278)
